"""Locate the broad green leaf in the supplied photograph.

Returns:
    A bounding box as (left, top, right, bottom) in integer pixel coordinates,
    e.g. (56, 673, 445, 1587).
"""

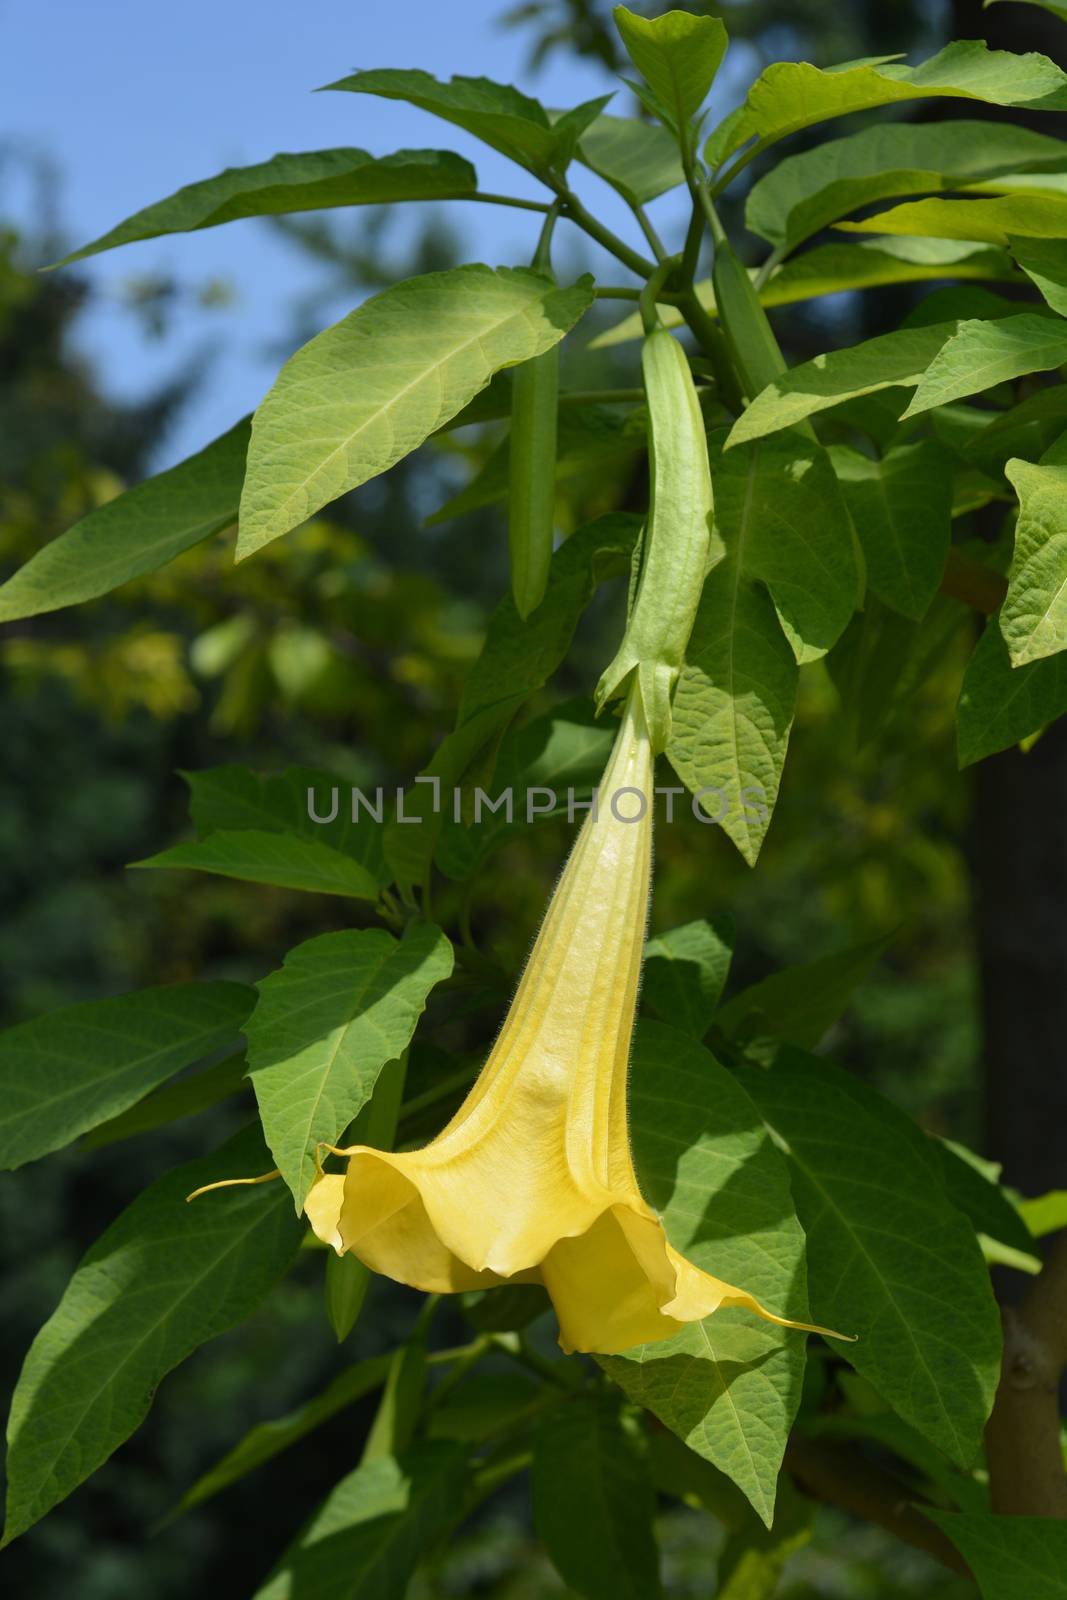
(964, 386, 1067, 479)
(323, 68, 564, 174)
(840, 190, 1067, 245)
(986, 0, 1067, 17)
(3, 1124, 304, 1545)
(589, 241, 1017, 351)
(247, 922, 453, 1207)
(602, 1023, 812, 1525)
(0, 982, 253, 1170)
(905, 315, 1067, 420)
(743, 1050, 1002, 1466)
(238, 265, 592, 557)
(827, 594, 968, 750)
(643, 916, 735, 1037)
(436, 701, 615, 881)
(362, 1338, 429, 1464)
(183, 763, 388, 884)
(532, 1395, 662, 1600)
(83, 1050, 250, 1150)
(745, 119, 1067, 251)
(933, 1137, 1038, 1260)
(253, 1443, 467, 1600)
(716, 936, 889, 1053)
(576, 113, 685, 204)
(1000, 455, 1067, 664)
(325, 1247, 371, 1345)
(133, 829, 383, 899)
(957, 611, 1067, 763)
(0, 421, 247, 622)
(705, 40, 1067, 174)
(53, 150, 477, 266)
(427, 403, 641, 526)
(1018, 1188, 1067, 1236)
(727, 323, 957, 448)
(924, 1512, 1067, 1600)
(171, 1354, 392, 1517)
(427, 1370, 542, 1443)
(829, 441, 952, 620)
(614, 6, 727, 131)
(1010, 233, 1067, 315)
(386, 514, 640, 891)
(669, 578, 796, 866)
(667, 428, 855, 862)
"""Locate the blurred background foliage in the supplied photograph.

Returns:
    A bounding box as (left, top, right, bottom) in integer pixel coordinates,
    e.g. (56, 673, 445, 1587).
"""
(0, 1, 1049, 1595)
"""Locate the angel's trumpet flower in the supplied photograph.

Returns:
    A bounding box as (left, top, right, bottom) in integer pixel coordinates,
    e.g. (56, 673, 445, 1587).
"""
(306, 683, 834, 1355)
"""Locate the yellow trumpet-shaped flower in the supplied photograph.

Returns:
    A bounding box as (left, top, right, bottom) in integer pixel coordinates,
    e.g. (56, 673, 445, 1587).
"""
(306, 683, 834, 1355)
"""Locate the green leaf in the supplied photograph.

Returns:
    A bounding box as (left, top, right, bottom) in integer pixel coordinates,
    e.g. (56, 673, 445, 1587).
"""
(133, 829, 383, 899)
(669, 575, 796, 867)
(745, 119, 1067, 252)
(323, 68, 564, 175)
(1018, 1188, 1067, 1236)
(829, 441, 952, 620)
(727, 324, 957, 448)
(957, 612, 1067, 763)
(742, 1050, 1002, 1466)
(1010, 233, 1067, 315)
(3, 1124, 304, 1545)
(53, 150, 478, 266)
(0, 982, 254, 1170)
(963, 386, 1067, 479)
(362, 1339, 429, 1464)
(602, 1023, 812, 1525)
(427, 1370, 542, 1443)
(705, 40, 1067, 174)
(840, 190, 1067, 246)
(643, 917, 735, 1037)
(716, 936, 889, 1053)
(667, 428, 856, 862)
(83, 1050, 250, 1150)
(386, 513, 640, 891)
(253, 1443, 467, 1600)
(171, 1354, 392, 1518)
(183, 763, 388, 881)
(532, 1395, 662, 1600)
(325, 1251, 371, 1345)
(902, 315, 1067, 421)
(986, 0, 1067, 19)
(933, 1137, 1038, 1260)
(827, 594, 968, 751)
(1000, 455, 1067, 665)
(427, 403, 641, 526)
(435, 701, 615, 881)
(924, 1512, 1067, 1600)
(576, 113, 685, 205)
(613, 6, 727, 131)
(247, 922, 453, 1207)
(238, 265, 592, 557)
(0, 420, 247, 622)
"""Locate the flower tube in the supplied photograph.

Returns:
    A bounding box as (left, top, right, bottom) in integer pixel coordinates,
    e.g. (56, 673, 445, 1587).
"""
(305, 681, 838, 1355)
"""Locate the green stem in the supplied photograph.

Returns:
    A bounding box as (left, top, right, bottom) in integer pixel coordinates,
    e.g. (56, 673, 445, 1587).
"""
(678, 191, 706, 288)
(559, 387, 646, 405)
(640, 255, 680, 334)
(753, 244, 786, 291)
(463, 191, 554, 214)
(399, 1065, 477, 1129)
(533, 201, 562, 272)
(678, 289, 742, 414)
(692, 176, 727, 247)
(552, 185, 658, 279)
(628, 198, 669, 262)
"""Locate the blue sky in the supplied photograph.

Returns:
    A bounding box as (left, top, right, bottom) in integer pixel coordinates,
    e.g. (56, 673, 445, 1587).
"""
(4, 0, 760, 467)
